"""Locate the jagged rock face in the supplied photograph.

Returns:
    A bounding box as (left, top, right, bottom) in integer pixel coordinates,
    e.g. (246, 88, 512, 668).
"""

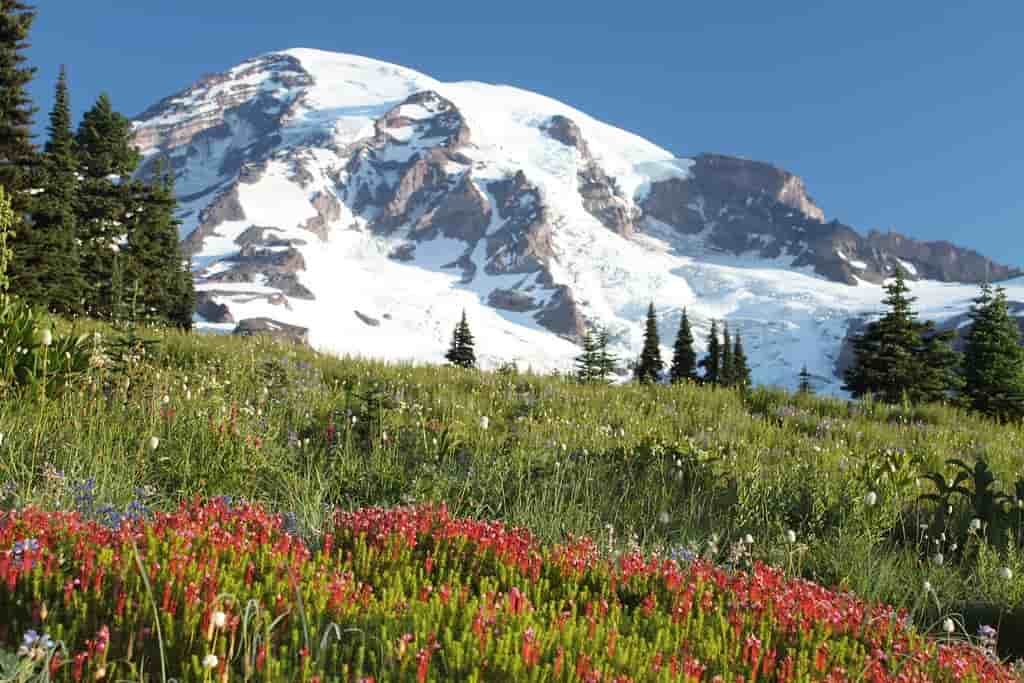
(544, 115, 636, 237)
(133, 49, 1024, 391)
(642, 153, 1020, 286)
(233, 318, 309, 345)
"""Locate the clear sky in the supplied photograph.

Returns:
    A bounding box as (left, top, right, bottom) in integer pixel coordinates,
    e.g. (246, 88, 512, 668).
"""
(28, 1, 1024, 266)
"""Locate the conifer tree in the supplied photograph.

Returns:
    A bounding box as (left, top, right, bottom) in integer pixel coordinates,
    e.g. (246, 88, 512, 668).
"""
(699, 319, 721, 384)
(596, 326, 617, 383)
(962, 284, 1024, 420)
(721, 322, 734, 386)
(75, 93, 145, 318)
(731, 331, 751, 391)
(0, 0, 37, 213)
(669, 308, 698, 383)
(843, 270, 959, 404)
(14, 66, 84, 313)
(634, 302, 663, 383)
(115, 160, 193, 327)
(445, 310, 477, 369)
(797, 365, 814, 395)
(574, 327, 602, 383)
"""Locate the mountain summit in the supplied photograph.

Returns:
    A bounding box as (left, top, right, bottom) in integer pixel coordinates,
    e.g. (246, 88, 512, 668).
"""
(132, 49, 1022, 391)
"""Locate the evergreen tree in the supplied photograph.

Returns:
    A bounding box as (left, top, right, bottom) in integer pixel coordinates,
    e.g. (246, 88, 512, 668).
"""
(574, 327, 602, 383)
(634, 302, 663, 383)
(669, 308, 698, 383)
(843, 270, 960, 404)
(962, 284, 1024, 420)
(797, 365, 814, 395)
(445, 310, 476, 369)
(0, 0, 37, 212)
(595, 326, 617, 383)
(721, 322, 734, 386)
(699, 319, 721, 384)
(731, 332, 751, 391)
(75, 93, 144, 318)
(120, 164, 194, 328)
(13, 67, 84, 313)
(74, 93, 141, 178)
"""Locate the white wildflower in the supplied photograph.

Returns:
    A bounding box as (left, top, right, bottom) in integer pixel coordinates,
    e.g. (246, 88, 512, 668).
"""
(202, 654, 218, 669)
(932, 552, 945, 566)
(942, 617, 955, 634)
(785, 529, 797, 544)
(1000, 567, 1014, 581)
(148, 436, 160, 452)
(479, 415, 489, 430)
(211, 610, 227, 629)
(969, 518, 982, 533)
(36, 329, 53, 347)
(864, 491, 878, 507)
(743, 534, 754, 545)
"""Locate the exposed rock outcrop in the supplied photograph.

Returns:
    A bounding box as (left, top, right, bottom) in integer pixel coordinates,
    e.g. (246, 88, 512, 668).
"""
(182, 186, 246, 256)
(195, 292, 234, 324)
(233, 318, 309, 345)
(303, 191, 342, 240)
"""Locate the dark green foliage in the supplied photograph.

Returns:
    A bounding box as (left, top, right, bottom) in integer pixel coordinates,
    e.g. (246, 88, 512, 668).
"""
(721, 322, 733, 385)
(11, 67, 84, 314)
(669, 308, 698, 383)
(76, 92, 146, 319)
(961, 284, 1024, 420)
(634, 302, 663, 383)
(731, 332, 751, 391)
(445, 310, 476, 369)
(843, 271, 960, 404)
(0, 0, 37, 213)
(574, 327, 602, 383)
(74, 92, 141, 178)
(119, 165, 194, 328)
(699, 319, 721, 385)
(797, 365, 814, 395)
(596, 326, 617, 382)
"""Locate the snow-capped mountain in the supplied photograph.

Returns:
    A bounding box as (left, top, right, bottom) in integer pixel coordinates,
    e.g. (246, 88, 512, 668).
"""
(132, 48, 1023, 392)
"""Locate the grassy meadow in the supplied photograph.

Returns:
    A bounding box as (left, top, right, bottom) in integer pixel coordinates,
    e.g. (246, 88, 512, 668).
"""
(2, 320, 1024, 680)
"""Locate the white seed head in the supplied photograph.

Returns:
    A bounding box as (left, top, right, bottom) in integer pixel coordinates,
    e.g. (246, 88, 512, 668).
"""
(658, 511, 670, 526)
(202, 654, 218, 669)
(864, 491, 878, 507)
(148, 436, 160, 452)
(923, 580, 933, 593)
(1000, 567, 1014, 581)
(969, 518, 982, 532)
(785, 530, 797, 544)
(37, 329, 53, 347)
(942, 617, 955, 634)
(211, 610, 227, 629)
(743, 534, 754, 545)
(932, 553, 945, 566)
(479, 415, 489, 430)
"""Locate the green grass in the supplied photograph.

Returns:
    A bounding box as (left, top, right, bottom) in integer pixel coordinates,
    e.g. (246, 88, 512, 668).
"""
(2, 320, 1024, 653)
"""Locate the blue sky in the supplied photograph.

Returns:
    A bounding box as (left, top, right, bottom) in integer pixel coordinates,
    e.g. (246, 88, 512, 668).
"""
(30, 1, 1024, 266)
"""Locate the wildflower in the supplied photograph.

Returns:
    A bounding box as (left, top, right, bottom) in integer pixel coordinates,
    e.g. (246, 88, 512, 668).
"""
(923, 580, 932, 593)
(785, 529, 797, 544)
(743, 534, 754, 545)
(0, 432, 4, 447)
(36, 329, 53, 347)
(942, 617, 955, 634)
(658, 511, 670, 526)
(969, 518, 982, 533)
(202, 654, 219, 669)
(161, 394, 170, 405)
(864, 491, 878, 507)
(479, 415, 490, 430)
(1000, 567, 1014, 581)
(212, 610, 227, 629)
(148, 436, 160, 452)
(932, 553, 945, 566)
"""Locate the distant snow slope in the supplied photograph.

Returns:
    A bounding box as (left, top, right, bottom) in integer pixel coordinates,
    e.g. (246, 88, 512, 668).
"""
(132, 49, 1023, 393)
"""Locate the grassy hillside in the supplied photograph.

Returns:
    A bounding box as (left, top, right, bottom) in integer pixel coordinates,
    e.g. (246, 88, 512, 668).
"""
(2, 321, 1024, 678)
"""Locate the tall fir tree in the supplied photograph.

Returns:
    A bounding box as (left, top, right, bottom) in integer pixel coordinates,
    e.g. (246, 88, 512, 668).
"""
(120, 162, 194, 328)
(699, 319, 721, 384)
(669, 308, 698, 383)
(634, 302, 663, 383)
(731, 332, 751, 391)
(445, 310, 477, 369)
(843, 270, 960, 404)
(721, 322, 734, 386)
(75, 93, 144, 318)
(14, 66, 84, 313)
(595, 326, 617, 383)
(0, 0, 37, 209)
(574, 327, 602, 383)
(962, 284, 1024, 420)
(797, 365, 814, 395)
